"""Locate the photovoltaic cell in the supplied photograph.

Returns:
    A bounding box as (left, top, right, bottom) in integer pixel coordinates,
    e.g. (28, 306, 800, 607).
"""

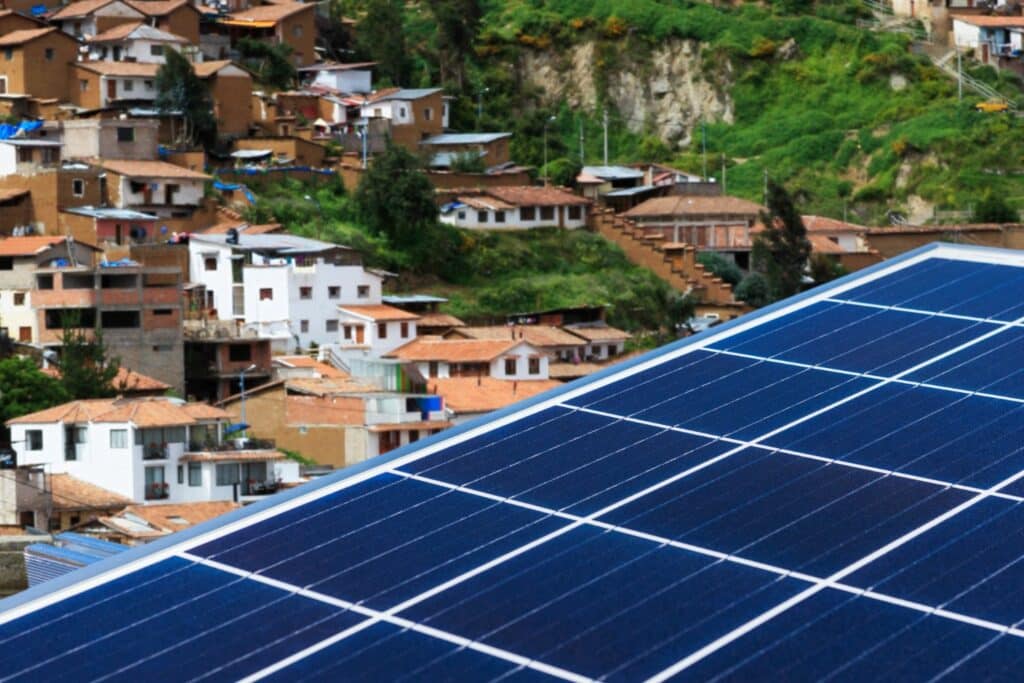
(5, 245, 1024, 681)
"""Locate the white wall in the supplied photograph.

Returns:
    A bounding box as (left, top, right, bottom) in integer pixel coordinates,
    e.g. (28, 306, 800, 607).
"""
(336, 312, 416, 357)
(0, 289, 37, 342)
(189, 240, 234, 318)
(952, 20, 983, 49)
(441, 205, 588, 231)
(100, 75, 158, 107)
(89, 38, 181, 64)
(490, 343, 548, 379)
(313, 69, 371, 94)
(117, 176, 203, 207)
(0, 144, 17, 176)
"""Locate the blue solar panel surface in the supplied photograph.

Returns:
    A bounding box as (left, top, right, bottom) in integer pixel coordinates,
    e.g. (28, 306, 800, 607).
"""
(3, 244, 1024, 681)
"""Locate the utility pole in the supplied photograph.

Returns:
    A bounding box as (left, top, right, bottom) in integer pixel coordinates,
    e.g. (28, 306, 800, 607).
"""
(602, 108, 609, 166)
(701, 119, 707, 181)
(721, 154, 726, 194)
(579, 117, 584, 165)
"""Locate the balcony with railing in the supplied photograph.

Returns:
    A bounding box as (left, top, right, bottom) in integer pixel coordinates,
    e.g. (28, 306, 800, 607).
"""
(145, 482, 169, 500)
(187, 437, 276, 453)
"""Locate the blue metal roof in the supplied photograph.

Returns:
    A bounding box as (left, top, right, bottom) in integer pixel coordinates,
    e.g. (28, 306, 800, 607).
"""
(581, 164, 645, 180)
(422, 132, 512, 145)
(603, 184, 657, 197)
(5, 243, 1024, 679)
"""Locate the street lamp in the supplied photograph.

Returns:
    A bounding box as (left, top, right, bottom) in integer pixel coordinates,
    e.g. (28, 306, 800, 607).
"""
(239, 363, 257, 438)
(542, 115, 556, 186)
(357, 122, 369, 169)
(476, 86, 490, 131)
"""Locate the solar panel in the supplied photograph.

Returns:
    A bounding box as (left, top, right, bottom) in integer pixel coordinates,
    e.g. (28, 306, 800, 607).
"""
(3, 243, 1024, 680)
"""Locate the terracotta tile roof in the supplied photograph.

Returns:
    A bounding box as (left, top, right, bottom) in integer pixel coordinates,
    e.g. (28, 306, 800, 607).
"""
(365, 86, 400, 103)
(85, 20, 141, 41)
(224, 1, 313, 23)
(952, 14, 1024, 27)
(74, 61, 162, 77)
(385, 338, 525, 363)
(865, 223, 1010, 235)
(285, 377, 381, 396)
(0, 188, 29, 203)
(367, 420, 452, 432)
(50, 474, 132, 511)
(8, 397, 228, 426)
(119, 501, 239, 533)
(51, 0, 125, 20)
(623, 195, 764, 218)
(453, 325, 586, 348)
(0, 27, 58, 46)
(99, 159, 211, 179)
(565, 325, 631, 342)
(416, 312, 465, 329)
(39, 366, 170, 393)
(192, 60, 235, 78)
(801, 215, 869, 234)
(456, 195, 516, 211)
(0, 235, 66, 256)
(337, 304, 420, 321)
(273, 355, 349, 378)
(126, 0, 192, 16)
(428, 377, 562, 413)
(483, 186, 590, 207)
(284, 394, 365, 425)
(179, 450, 286, 462)
(548, 361, 607, 380)
(807, 234, 847, 255)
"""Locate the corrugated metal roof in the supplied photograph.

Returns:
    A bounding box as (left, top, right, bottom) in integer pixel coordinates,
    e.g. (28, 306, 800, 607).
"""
(191, 233, 351, 253)
(581, 165, 645, 180)
(422, 133, 512, 145)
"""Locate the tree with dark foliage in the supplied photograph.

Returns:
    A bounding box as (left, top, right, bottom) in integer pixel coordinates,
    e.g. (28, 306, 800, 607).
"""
(752, 180, 811, 302)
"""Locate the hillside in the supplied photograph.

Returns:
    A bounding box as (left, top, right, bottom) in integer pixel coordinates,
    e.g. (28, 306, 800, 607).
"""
(348, 0, 1024, 224)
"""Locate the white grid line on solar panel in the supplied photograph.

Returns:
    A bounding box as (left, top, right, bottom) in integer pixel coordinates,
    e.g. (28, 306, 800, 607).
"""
(711, 349, 1024, 406)
(0, 248, 1001, 655)
(390, 470, 1024, 641)
(645, 407, 1024, 679)
(562, 405, 1024, 505)
(172, 552, 592, 683)
(0, 247, 944, 626)
(825, 298, 1024, 326)
(235, 310, 1024, 678)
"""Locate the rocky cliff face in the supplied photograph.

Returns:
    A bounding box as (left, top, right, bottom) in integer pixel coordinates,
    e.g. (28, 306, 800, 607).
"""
(519, 39, 734, 148)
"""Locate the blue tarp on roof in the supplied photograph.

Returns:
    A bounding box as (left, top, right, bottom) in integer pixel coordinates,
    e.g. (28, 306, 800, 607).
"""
(213, 180, 256, 204)
(0, 120, 43, 140)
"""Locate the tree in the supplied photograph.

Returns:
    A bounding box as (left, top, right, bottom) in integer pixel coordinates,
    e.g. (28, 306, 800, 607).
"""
(735, 272, 771, 307)
(356, 0, 410, 86)
(425, 0, 482, 88)
(544, 158, 582, 188)
(973, 193, 1019, 224)
(809, 253, 846, 285)
(751, 180, 811, 302)
(155, 49, 217, 149)
(58, 317, 121, 400)
(0, 357, 69, 438)
(236, 37, 296, 91)
(355, 142, 438, 251)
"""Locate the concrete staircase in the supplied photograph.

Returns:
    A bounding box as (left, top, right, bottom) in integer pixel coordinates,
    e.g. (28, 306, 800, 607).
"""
(589, 209, 745, 309)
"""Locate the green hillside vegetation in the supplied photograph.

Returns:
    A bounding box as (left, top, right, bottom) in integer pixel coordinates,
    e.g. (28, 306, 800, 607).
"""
(337, 0, 1024, 222)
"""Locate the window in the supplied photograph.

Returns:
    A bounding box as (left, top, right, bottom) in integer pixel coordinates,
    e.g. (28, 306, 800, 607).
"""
(343, 325, 352, 340)
(327, 286, 340, 299)
(540, 206, 555, 221)
(216, 463, 240, 486)
(44, 48, 54, 61)
(292, 23, 303, 37)
(409, 430, 419, 443)
(152, 344, 172, 352)
(357, 285, 370, 299)
(0, 257, 11, 270)
(144, 80, 153, 90)
(150, 44, 163, 56)
(188, 462, 201, 486)
(478, 211, 488, 223)
(504, 357, 517, 375)
(79, 79, 88, 92)
(424, 107, 433, 121)
(13, 292, 24, 306)
(400, 322, 409, 338)
(26, 430, 42, 450)
(145, 466, 166, 499)
(568, 205, 582, 220)
(528, 357, 541, 375)
(520, 206, 536, 221)
(203, 256, 217, 271)
(117, 127, 134, 142)
(74, 427, 86, 444)
(228, 344, 251, 362)
(457, 211, 466, 220)
(326, 319, 338, 332)
(259, 288, 273, 301)
(4, 49, 12, 61)
(72, 178, 85, 197)
(300, 320, 309, 333)
(399, 106, 407, 117)
(494, 210, 506, 223)
(17, 147, 31, 163)
(109, 429, 128, 449)
(153, 308, 172, 316)
(123, 79, 133, 92)
(177, 465, 183, 484)
(299, 286, 312, 299)
(377, 322, 387, 339)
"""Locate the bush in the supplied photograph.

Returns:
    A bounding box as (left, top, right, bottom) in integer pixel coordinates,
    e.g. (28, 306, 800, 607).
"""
(735, 273, 771, 307)
(697, 252, 743, 285)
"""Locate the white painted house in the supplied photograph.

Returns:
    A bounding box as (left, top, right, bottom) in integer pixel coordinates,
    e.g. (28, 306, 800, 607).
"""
(385, 338, 549, 380)
(7, 398, 300, 505)
(440, 186, 590, 231)
(336, 304, 419, 356)
(952, 15, 1024, 60)
(359, 88, 449, 128)
(51, 0, 145, 39)
(86, 22, 189, 63)
(299, 61, 374, 94)
(189, 233, 385, 351)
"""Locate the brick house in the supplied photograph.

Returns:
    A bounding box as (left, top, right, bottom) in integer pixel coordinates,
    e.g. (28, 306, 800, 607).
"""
(360, 88, 448, 152)
(221, 2, 316, 67)
(0, 28, 80, 100)
(50, 0, 145, 39)
(97, 159, 210, 220)
(69, 61, 161, 109)
(439, 186, 591, 231)
(85, 21, 189, 62)
(194, 60, 253, 138)
(126, 0, 201, 46)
